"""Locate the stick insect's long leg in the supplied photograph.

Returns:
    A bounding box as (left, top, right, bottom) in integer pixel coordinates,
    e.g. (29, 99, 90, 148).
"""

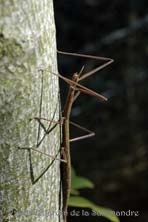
(52, 72, 107, 101)
(57, 50, 112, 61)
(30, 117, 58, 134)
(57, 49, 114, 81)
(29, 116, 66, 162)
(32, 116, 64, 128)
(69, 121, 95, 142)
(79, 59, 113, 81)
(57, 49, 114, 101)
(30, 147, 66, 163)
(30, 117, 60, 147)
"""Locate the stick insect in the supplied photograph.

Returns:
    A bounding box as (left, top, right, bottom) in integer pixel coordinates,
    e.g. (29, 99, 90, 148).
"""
(32, 50, 113, 222)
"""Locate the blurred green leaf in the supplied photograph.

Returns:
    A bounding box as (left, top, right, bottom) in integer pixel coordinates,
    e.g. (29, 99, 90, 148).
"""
(71, 176, 94, 190)
(69, 196, 119, 222)
(71, 166, 94, 190)
(70, 167, 119, 222)
(71, 167, 76, 178)
(70, 188, 79, 195)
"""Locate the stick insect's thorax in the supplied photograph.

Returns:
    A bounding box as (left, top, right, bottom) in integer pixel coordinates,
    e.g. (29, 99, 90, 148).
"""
(63, 73, 79, 119)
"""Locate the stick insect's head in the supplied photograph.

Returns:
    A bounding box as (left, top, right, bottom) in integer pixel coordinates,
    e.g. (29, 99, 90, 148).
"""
(72, 73, 79, 83)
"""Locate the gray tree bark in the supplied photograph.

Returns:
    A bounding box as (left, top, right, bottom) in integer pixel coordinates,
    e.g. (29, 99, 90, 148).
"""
(0, 1, 61, 222)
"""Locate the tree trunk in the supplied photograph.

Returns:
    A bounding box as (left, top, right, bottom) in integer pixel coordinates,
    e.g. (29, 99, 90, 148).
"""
(0, 1, 61, 222)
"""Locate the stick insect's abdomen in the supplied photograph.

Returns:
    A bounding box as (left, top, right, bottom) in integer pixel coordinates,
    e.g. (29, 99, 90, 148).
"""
(61, 73, 79, 221)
